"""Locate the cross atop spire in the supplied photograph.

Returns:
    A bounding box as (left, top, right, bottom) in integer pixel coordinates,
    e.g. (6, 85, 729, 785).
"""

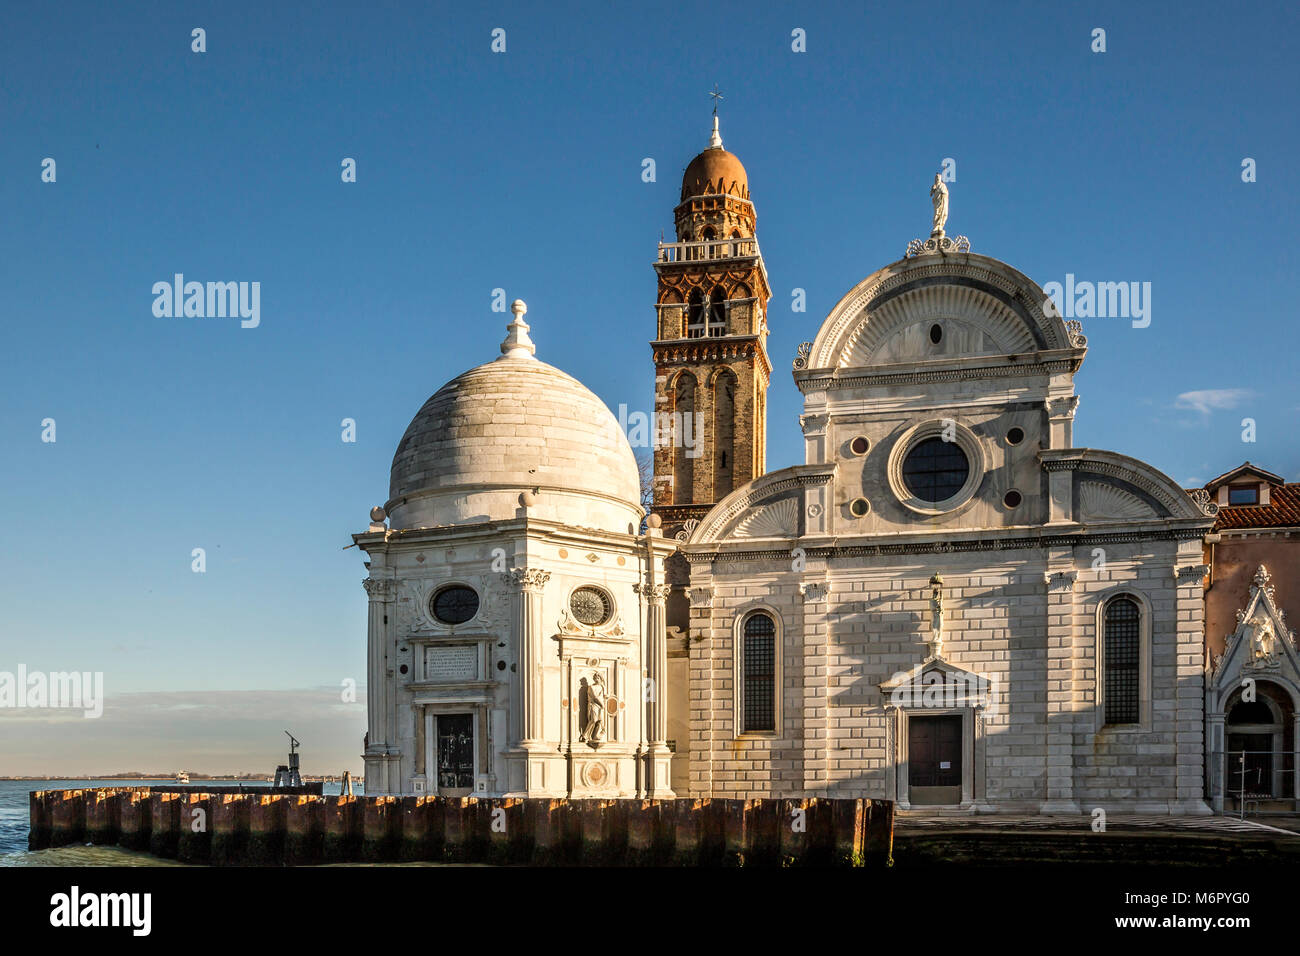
(707, 85, 725, 148)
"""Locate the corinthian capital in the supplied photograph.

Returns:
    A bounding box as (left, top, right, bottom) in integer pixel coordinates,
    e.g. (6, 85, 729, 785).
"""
(362, 577, 393, 599)
(507, 568, 551, 592)
(634, 582, 672, 605)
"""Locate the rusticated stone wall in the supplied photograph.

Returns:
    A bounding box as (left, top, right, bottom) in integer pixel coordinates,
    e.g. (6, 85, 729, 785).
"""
(31, 788, 892, 867)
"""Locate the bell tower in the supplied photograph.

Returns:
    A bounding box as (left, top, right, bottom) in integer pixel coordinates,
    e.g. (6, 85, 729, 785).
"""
(651, 112, 771, 536)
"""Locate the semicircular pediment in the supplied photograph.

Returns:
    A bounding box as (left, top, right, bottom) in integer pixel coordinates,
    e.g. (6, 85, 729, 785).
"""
(806, 254, 1078, 372)
(839, 282, 1038, 367)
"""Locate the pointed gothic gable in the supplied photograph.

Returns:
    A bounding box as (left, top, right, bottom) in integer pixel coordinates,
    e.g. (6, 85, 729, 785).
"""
(1209, 565, 1300, 693)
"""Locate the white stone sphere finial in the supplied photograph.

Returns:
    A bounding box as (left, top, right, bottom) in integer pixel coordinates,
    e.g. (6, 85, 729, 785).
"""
(499, 298, 536, 360)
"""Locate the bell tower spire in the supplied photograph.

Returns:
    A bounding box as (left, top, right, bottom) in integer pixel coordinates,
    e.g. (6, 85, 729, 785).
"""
(649, 103, 772, 535)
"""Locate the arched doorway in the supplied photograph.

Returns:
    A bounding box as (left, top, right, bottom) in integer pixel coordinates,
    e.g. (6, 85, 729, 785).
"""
(1223, 684, 1292, 801)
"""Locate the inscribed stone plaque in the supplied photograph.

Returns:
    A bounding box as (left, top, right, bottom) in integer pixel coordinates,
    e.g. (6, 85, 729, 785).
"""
(425, 645, 478, 681)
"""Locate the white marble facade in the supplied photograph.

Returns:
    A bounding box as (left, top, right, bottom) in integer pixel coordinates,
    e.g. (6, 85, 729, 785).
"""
(356, 303, 675, 799)
(681, 249, 1217, 813)
(357, 247, 1222, 814)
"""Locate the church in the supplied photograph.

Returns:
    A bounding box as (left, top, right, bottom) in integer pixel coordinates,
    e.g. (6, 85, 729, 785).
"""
(354, 115, 1233, 814)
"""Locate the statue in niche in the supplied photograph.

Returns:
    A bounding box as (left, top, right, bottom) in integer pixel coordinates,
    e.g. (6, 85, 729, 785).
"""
(1248, 613, 1280, 667)
(579, 673, 608, 746)
(930, 174, 949, 237)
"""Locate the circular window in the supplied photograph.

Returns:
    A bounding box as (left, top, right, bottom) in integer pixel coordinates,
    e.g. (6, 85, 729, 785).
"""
(929, 323, 943, 344)
(1006, 427, 1025, 446)
(849, 436, 870, 456)
(849, 497, 871, 517)
(902, 438, 970, 503)
(570, 587, 612, 626)
(1003, 490, 1023, 508)
(430, 585, 479, 625)
(887, 420, 985, 515)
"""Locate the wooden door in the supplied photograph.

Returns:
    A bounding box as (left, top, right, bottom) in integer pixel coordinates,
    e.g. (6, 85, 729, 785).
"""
(909, 714, 963, 806)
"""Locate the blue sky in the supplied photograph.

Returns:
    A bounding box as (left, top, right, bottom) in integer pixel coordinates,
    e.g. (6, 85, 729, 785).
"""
(1, 0, 1296, 773)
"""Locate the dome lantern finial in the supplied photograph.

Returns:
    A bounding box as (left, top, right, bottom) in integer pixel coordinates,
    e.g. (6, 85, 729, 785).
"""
(499, 299, 536, 360)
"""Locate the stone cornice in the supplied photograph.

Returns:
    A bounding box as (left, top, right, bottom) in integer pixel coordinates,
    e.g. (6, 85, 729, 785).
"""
(356, 516, 653, 553)
(682, 526, 1210, 563)
(794, 355, 1081, 393)
(652, 336, 772, 377)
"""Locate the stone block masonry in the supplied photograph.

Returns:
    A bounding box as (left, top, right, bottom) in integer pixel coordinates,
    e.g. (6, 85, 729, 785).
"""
(30, 788, 893, 868)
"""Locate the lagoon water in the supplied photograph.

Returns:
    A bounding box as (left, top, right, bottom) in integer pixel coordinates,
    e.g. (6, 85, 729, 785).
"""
(0, 778, 363, 866)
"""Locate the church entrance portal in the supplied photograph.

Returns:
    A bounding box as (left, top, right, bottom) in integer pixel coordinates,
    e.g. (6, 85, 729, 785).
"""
(909, 714, 962, 806)
(435, 713, 475, 797)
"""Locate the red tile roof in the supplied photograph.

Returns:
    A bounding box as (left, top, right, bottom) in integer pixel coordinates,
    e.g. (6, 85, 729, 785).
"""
(1206, 483, 1300, 530)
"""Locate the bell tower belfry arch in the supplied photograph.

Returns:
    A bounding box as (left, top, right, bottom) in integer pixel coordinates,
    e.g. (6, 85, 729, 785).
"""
(651, 110, 772, 537)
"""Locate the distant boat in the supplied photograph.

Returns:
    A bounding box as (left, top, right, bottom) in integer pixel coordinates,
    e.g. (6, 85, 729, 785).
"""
(175, 771, 190, 784)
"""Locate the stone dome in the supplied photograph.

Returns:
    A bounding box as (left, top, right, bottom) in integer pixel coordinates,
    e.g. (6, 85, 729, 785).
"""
(385, 303, 642, 532)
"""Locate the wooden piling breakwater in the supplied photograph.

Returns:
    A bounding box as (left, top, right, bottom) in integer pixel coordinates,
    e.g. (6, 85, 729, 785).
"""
(30, 788, 893, 867)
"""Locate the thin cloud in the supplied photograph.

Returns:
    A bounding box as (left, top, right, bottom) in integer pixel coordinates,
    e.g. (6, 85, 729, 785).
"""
(1174, 388, 1254, 416)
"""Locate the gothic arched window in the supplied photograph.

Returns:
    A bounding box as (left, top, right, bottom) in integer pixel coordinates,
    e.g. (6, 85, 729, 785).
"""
(708, 284, 727, 336)
(741, 612, 777, 733)
(713, 370, 736, 498)
(1103, 596, 1141, 725)
(686, 290, 705, 338)
(672, 372, 697, 504)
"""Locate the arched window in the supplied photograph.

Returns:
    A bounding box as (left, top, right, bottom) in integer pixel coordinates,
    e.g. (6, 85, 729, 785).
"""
(708, 284, 727, 336)
(672, 372, 697, 504)
(686, 289, 705, 338)
(713, 370, 736, 499)
(1103, 596, 1141, 725)
(741, 612, 776, 733)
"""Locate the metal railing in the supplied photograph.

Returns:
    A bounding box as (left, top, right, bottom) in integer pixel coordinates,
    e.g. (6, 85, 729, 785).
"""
(1210, 750, 1298, 817)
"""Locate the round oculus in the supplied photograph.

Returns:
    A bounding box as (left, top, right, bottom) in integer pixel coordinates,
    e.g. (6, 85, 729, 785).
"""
(1006, 427, 1025, 446)
(1003, 490, 1023, 509)
(430, 585, 479, 625)
(929, 323, 943, 344)
(849, 436, 870, 456)
(901, 437, 971, 503)
(569, 586, 612, 626)
(849, 497, 871, 517)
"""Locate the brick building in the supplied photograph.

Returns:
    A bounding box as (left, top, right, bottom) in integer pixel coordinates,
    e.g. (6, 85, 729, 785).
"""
(1197, 463, 1300, 810)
